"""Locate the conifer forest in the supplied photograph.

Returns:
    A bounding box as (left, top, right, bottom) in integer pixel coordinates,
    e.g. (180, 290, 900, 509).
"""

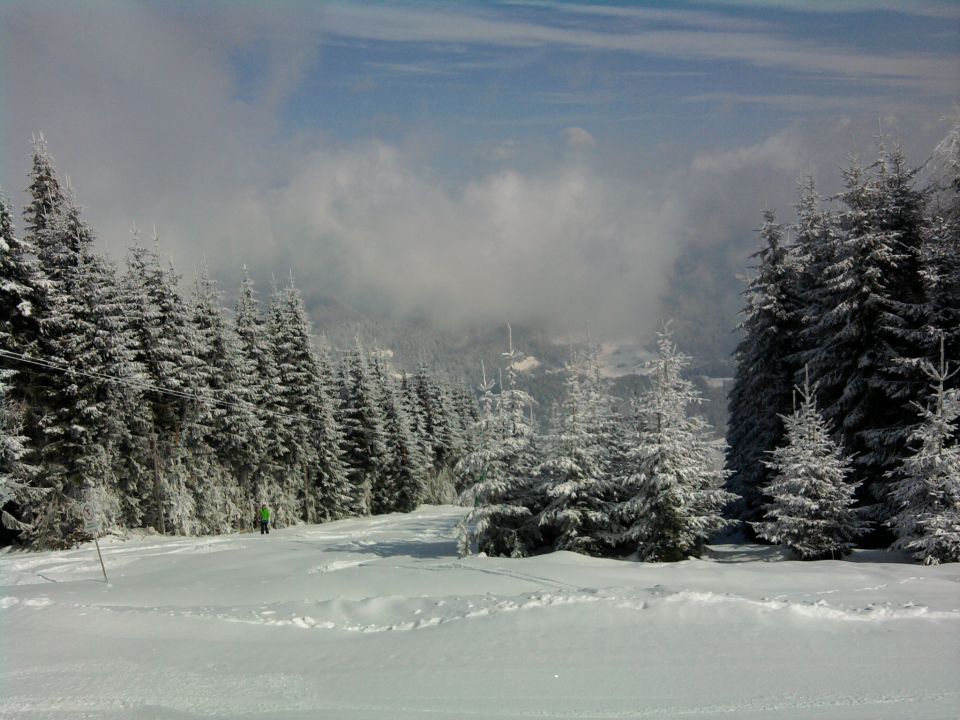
(2, 124, 958, 565)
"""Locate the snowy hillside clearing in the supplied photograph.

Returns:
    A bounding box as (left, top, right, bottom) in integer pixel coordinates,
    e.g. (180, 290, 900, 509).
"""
(2, 506, 959, 719)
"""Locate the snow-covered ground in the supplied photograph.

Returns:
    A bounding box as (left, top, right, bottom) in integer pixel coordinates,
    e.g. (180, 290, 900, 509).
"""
(2, 506, 958, 719)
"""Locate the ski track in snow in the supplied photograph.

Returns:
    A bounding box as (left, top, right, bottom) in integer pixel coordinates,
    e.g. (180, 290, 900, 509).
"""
(2, 506, 960, 719)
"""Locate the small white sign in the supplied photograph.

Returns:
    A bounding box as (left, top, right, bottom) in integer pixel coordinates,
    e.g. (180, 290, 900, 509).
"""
(81, 502, 99, 534)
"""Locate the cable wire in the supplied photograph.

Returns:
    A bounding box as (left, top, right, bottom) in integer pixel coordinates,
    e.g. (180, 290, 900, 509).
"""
(0, 347, 326, 427)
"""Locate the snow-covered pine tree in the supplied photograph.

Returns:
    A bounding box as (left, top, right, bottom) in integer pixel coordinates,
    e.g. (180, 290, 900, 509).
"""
(614, 326, 734, 561)
(413, 364, 456, 473)
(457, 328, 542, 557)
(755, 371, 868, 559)
(267, 276, 314, 522)
(371, 353, 425, 514)
(0, 370, 43, 535)
(234, 268, 288, 525)
(726, 209, 802, 529)
(452, 383, 479, 438)
(339, 338, 390, 516)
(887, 336, 960, 565)
(790, 175, 841, 396)
(313, 340, 354, 521)
(19, 182, 149, 545)
(8, 137, 67, 460)
(926, 116, 960, 398)
(0, 188, 43, 367)
(535, 351, 621, 556)
(859, 142, 930, 503)
(400, 371, 440, 502)
(803, 147, 929, 530)
(455, 360, 500, 492)
(270, 275, 352, 523)
(124, 237, 208, 535)
(189, 262, 260, 531)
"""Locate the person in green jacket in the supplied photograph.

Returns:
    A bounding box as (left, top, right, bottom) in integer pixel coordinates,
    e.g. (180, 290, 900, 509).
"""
(259, 504, 271, 534)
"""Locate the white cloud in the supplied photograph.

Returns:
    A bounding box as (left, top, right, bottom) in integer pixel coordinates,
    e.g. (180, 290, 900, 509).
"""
(691, 0, 960, 19)
(564, 127, 597, 149)
(271, 141, 673, 337)
(316, 3, 958, 93)
(0, 1, 953, 347)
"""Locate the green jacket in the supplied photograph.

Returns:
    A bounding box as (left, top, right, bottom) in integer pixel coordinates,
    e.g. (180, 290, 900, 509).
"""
(260, 507, 271, 521)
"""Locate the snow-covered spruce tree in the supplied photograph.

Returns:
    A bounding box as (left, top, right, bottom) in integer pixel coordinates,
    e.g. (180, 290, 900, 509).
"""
(23, 135, 64, 240)
(371, 353, 426, 514)
(726, 209, 801, 528)
(535, 351, 622, 556)
(189, 262, 260, 531)
(339, 338, 390, 516)
(234, 268, 289, 525)
(0, 370, 43, 535)
(270, 275, 352, 523)
(455, 360, 498, 498)
(0, 190, 44, 538)
(0, 188, 44, 368)
(452, 383, 479, 439)
(124, 238, 209, 535)
(313, 341, 354, 520)
(457, 329, 543, 557)
(755, 373, 868, 559)
(267, 277, 314, 522)
(23, 185, 148, 545)
(401, 371, 446, 504)
(887, 337, 960, 565)
(859, 143, 930, 499)
(412, 364, 466, 475)
(5, 137, 65, 466)
(925, 116, 960, 397)
(803, 148, 929, 527)
(613, 326, 734, 561)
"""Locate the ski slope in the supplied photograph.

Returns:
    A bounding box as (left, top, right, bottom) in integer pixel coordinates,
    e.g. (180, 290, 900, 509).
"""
(2, 506, 959, 719)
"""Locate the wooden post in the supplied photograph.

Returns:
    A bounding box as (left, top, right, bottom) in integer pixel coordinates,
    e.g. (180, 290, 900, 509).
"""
(151, 433, 166, 535)
(94, 537, 109, 584)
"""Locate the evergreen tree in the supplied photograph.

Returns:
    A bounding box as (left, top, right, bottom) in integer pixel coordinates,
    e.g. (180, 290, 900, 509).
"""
(887, 337, 960, 565)
(614, 327, 734, 561)
(371, 353, 426, 514)
(11, 137, 67, 462)
(268, 277, 313, 522)
(312, 341, 354, 521)
(413, 364, 455, 472)
(21, 187, 145, 544)
(234, 268, 288, 524)
(124, 238, 207, 535)
(535, 352, 621, 555)
(457, 329, 542, 557)
(400, 371, 439, 502)
(190, 262, 260, 528)
(269, 276, 351, 523)
(726, 209, 800, 527)
(926, 117, 960, 396)
(0, 370, 42, 534)
(23, 134, 64, 244)
(755, 373, 868, 559)
(859, 144, 930, 492)
(804, 148, 928, 523)
(0, 188, 43, 362)
(339, 338, 390, 516)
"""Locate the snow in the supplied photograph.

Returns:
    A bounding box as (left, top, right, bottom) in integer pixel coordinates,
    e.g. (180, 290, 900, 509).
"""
(2, 506, 959, 719)
(510, 355, 541, 373)
(594, 341, 654, 378)
(699, 376, 732, 390)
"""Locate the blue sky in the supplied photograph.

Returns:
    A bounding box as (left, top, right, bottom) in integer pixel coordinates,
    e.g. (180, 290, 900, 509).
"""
(1, 0, 957, 338)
